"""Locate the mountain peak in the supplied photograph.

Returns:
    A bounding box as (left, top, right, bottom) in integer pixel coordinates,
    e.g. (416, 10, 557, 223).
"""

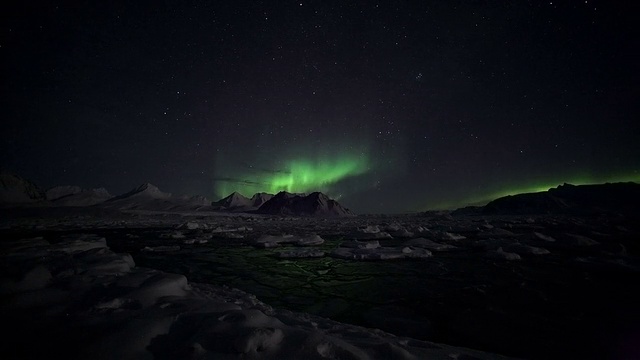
(257, 191, 353, 216)
(0, 172, 45, 203)
(135, 183, 160, 192)
(108, 183, 171, 202)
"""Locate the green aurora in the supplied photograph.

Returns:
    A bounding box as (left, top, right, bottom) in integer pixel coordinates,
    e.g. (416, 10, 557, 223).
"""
(215, 154, 371, 198)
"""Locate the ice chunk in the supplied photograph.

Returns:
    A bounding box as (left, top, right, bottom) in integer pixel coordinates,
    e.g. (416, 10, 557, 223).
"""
(503, 243, 550, 255)
(485, 247, 521, 260)
(341, 240, 380, 249)
(404, 238, 458, 251)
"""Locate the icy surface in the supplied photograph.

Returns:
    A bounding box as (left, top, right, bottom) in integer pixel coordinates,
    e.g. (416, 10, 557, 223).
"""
(0, 232, 512, 360)
(1, 210, 639, 359)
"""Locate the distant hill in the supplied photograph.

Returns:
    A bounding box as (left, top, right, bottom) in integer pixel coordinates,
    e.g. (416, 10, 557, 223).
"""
(45, 185, 114, 206)
(256, 191, 354, 216)
(0, 172, 45, 204)
(101, 183, 210, 211)
(454, 182, 640, 215)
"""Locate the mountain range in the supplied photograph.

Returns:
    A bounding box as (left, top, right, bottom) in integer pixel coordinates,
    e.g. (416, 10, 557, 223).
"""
(0, 172, 353, 216)
(212, 192, 275, 211)
(3, 172, 638, 216)
(453, 182, 640, 215)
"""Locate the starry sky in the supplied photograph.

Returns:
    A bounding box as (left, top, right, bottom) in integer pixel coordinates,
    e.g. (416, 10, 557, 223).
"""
(2, 1, 639, 213)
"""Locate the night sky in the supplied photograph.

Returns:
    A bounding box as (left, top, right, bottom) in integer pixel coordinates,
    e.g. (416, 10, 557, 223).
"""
(2, 1, 639, 213)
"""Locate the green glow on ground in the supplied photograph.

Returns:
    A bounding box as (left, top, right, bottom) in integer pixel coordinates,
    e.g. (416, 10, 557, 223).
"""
(215, 154, 370, 197)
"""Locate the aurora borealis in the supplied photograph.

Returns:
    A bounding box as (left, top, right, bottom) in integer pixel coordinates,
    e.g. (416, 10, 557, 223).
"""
(214, 153, 371, 198)
(2, 1, 638, 213)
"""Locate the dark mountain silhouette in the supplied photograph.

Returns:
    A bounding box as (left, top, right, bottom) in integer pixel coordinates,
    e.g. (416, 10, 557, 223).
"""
(250, 192, 273, 208)
(212, 192, 253, 211)
(0, 172, 45, 203)
(455, 182, 640, 215)
(256, 191, 354, 216)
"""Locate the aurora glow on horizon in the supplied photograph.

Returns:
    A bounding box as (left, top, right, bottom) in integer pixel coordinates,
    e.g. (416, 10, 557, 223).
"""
(214, 153, 372, 198)
(425, 172, 640, 212)
(3, 2, 638, 214)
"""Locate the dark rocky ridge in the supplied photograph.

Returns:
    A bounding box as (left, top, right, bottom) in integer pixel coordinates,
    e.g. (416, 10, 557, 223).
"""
(454, 182, 640, 215)
(256, 191, 354, 216)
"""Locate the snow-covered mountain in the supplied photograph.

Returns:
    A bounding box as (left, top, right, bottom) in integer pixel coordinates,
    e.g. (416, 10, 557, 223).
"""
(52, 188, 113, 207)
(45, 186, 83, 201)
(102, 183, 209, 211)
(0, 172, 45, 203)
(109, 183, 172, 201)
(212, 192, 253, 211)
(257, 191, 354, 216)
(212, 192, 277, 212)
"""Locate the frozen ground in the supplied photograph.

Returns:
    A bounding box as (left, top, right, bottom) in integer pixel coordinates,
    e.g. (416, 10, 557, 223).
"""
(1, 208, 640, 359)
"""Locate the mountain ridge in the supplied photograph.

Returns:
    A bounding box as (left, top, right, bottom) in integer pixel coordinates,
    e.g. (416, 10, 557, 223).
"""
(453, 182, 640, 215)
